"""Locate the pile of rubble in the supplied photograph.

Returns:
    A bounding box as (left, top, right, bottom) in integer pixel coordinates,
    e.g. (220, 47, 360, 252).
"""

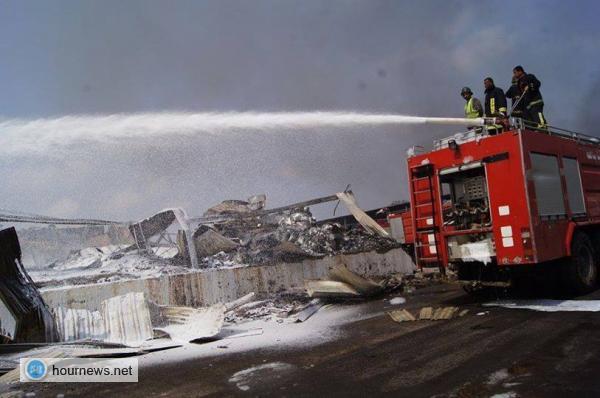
(195, 194, 401, 268)
(27, 192, 402, 286)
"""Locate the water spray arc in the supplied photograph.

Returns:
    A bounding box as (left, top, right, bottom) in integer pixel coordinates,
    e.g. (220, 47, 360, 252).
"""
(0, 112, 497, 155)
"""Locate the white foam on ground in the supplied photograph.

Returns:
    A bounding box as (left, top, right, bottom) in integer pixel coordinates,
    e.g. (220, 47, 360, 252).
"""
(490, 392, 517, 398)
(389, 297, 406, 305)
(228, 362, 295, 391)
(487, 368, 509, 385)
(484, 300, 600, 312)
(140, 302, 382, 367)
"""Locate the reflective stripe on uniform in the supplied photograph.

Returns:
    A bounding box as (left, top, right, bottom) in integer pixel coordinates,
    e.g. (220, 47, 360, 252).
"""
(527, 99, 544, 109)
(538, 112, 546, 127)
(490, 98, 496, 114)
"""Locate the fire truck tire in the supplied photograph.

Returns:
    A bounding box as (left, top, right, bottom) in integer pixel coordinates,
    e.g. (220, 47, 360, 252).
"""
(565, 232, 598, 294)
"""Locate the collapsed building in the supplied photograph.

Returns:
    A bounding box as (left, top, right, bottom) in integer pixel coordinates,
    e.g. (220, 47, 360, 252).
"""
(34, 191, 404, 287)
(0, 192, 415, 348)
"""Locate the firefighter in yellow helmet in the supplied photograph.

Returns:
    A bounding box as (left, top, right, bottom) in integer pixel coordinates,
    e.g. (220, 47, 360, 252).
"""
(461, 87, 483, 119)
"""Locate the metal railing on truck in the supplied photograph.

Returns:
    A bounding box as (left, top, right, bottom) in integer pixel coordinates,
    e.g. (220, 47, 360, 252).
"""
(421, 118, 599, 153)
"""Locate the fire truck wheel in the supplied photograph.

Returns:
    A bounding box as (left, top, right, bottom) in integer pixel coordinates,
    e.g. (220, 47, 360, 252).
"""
(566, 233, 598, 295)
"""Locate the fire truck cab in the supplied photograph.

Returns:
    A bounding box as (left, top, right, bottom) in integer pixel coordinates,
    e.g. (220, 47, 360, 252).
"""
(407, 119, 600, 293)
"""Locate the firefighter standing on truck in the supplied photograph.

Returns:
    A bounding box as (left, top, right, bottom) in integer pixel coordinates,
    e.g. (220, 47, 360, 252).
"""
(505, 76, 524, 118)
(461, 87, 483, 119)
(483, 77, 507, 135)
(513, 65, 546, 127)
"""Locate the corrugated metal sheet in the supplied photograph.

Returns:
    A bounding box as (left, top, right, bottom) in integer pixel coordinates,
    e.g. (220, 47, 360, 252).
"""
(53, 292, 153, 346)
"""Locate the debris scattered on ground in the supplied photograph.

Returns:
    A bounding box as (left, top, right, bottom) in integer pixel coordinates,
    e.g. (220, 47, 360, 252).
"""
(328, 264, 383, 297)
(379, 273, 405, 292)
(419, 307, 433, 320)
(389, 297, 406, 305)
(294, 299, 324, 322)
(305, 264, 384, 299)
(431, 306, 459, 320)
(476, 311, 490, 316)
(388, 309, 416, 322)
(388, 306, 464, 323)
(305, 280, 360, 298)
(224, 293, 315, 324)
(483, 300, 600, 312)
(224, 292, 256, 312)
(0, 227, 58, 343)
(152, 303, 226, 343)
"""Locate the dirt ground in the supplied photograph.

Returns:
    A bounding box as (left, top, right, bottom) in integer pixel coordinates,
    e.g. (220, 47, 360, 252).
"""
(14, 283, 600, 397)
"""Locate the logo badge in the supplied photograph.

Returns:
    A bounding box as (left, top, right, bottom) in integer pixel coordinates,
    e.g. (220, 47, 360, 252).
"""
(24, 359, 47, 381)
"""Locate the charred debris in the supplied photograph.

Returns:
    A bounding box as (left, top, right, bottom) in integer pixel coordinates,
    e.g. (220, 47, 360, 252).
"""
(128, 191, 403, 269)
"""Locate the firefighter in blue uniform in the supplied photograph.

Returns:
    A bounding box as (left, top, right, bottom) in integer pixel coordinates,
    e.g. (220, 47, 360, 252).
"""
(483, 77, 507, 135)
(513, 65, 546, 128)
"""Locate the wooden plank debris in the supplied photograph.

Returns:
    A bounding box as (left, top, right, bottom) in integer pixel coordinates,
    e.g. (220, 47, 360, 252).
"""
(419, 307, 433, 320)
(389, 306, 466, 323)
(388, 309, 416, 323)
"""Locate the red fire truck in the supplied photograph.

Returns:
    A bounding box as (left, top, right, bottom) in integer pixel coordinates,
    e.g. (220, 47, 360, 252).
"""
(406, 119, 600, 293)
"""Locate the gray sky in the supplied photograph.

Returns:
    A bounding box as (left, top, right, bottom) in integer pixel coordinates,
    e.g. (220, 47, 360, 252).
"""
(1, 0, 599, 221)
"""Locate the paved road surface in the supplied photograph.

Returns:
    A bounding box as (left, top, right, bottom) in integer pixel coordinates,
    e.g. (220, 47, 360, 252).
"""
(20, 283, 600, 397)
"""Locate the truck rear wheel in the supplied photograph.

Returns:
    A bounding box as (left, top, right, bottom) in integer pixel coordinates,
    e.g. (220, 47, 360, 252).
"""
(565, 232, 598, 295)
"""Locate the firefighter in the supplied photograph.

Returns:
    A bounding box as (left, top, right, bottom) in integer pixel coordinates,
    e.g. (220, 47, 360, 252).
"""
(483, 77, 507, 135)
(513, 65, 546, 128)
(505, 76, 524, 118)
(460, 87, 483, 119)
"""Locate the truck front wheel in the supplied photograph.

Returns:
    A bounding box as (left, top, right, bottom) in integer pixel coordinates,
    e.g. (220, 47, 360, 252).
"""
(565, 232, 598, 295)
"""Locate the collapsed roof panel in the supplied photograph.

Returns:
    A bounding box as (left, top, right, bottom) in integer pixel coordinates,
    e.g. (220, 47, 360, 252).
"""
(0, 227, 58, 343)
